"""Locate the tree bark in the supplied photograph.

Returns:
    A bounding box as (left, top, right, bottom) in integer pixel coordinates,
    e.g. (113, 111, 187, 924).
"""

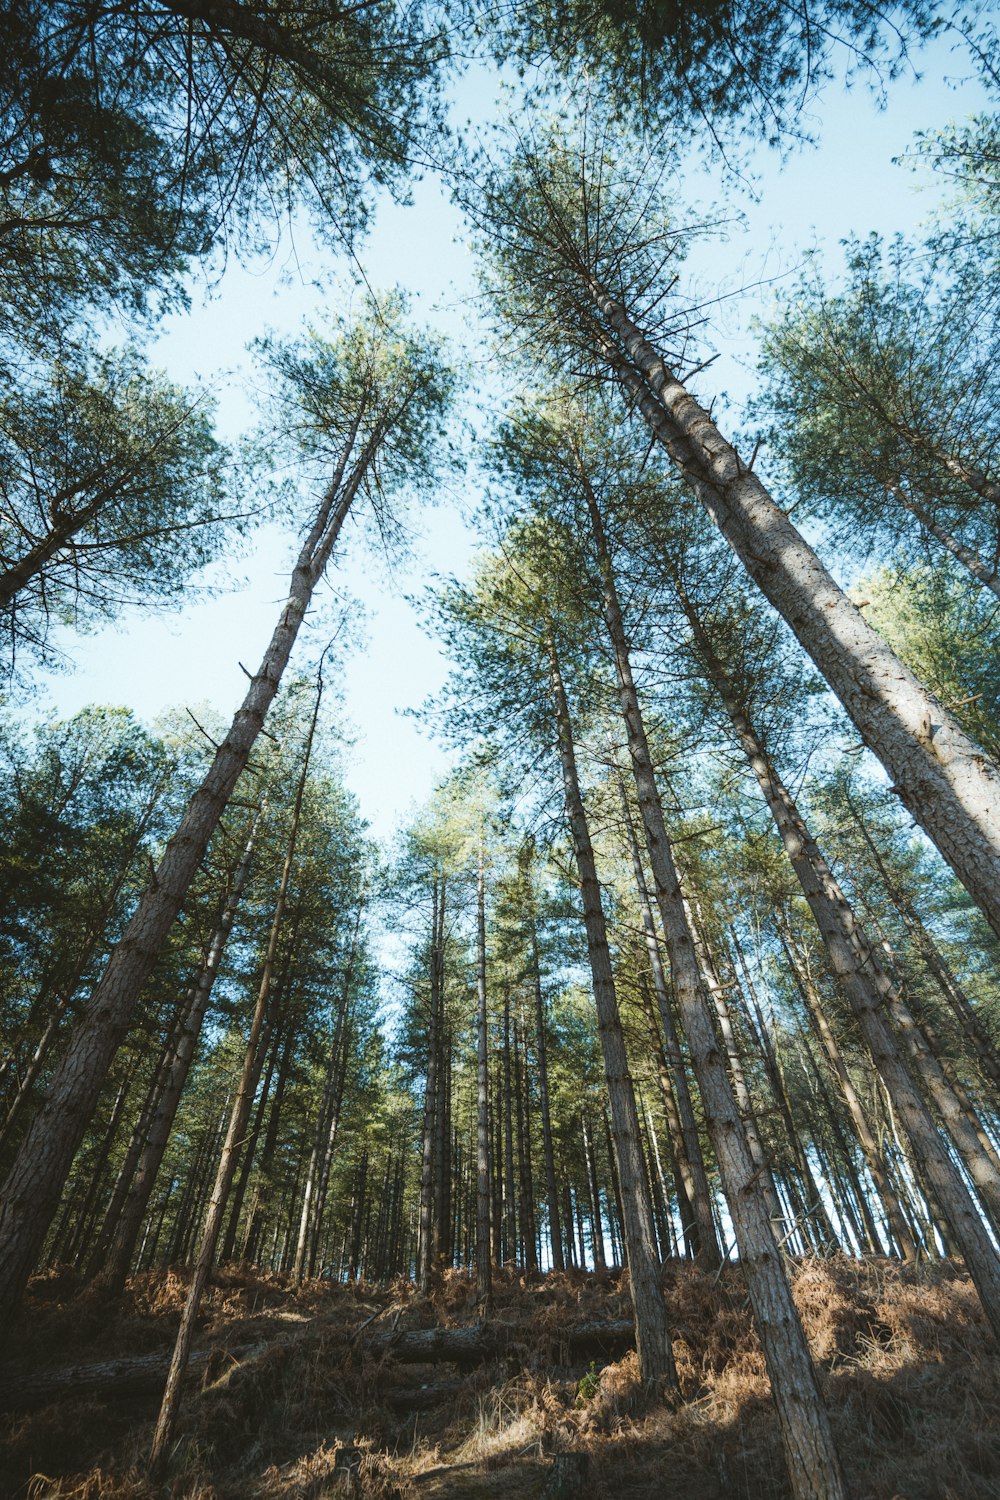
(617, 785, 721, 1267)
(546, 629, 676, 1386)
(475, 846, 492, 1308)
(579, 478, 845, 1498)
(587, 282, 1000, 944)
(0, 398, 379, 1335)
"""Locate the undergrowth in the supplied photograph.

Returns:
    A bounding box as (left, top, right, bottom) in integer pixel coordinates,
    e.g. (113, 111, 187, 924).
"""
(1, 1258, 997, 1499)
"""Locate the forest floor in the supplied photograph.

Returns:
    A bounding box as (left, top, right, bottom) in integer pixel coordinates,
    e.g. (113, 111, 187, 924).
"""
(1, 1258, 998, 1500)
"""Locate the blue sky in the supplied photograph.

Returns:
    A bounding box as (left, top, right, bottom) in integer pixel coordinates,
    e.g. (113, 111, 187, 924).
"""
(33, 31, 990, 845)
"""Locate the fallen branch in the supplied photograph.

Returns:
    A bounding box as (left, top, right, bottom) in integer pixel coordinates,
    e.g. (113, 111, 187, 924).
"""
(0, 1318, 636, 1411)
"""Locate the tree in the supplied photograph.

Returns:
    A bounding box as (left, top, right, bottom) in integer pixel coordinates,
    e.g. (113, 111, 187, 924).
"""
(466, 116, 1000, 947)
(487, 0, 935, 148)
(0, 345, 236, 666)
(0, 296, 453, 1332)
(755, 235, 1000, 599)
(0, 0, 447, 345)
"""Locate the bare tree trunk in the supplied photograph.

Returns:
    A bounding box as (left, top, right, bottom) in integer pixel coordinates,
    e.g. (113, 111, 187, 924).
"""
(0, 401, 378, 1333)
(617, 785, 721, 1266)
(893, 484, 1000, 601)
(729, 929, 842, 1253)
(587, 282, 1000, 943)
(546, 630, 675, 1386)
(579, 481, 844, 1496)
(292, 911, 361, 1283)
(475, 847, 492, 1308)
(687, 904, 786, 1236)
(95, 818, 261, 1294)
(417, 876, 443, 1294)
(149, 660, 323, 1473)
(502, 990, 516, 1265)
(527, 872, 564, 1270)
(845, 796, 1000, 1097)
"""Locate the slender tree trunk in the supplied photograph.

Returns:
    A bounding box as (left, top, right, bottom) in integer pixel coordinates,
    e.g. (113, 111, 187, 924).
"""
(149, 660, 323, 1473)
(0, 402, 380, 1333)
(95, 818, 261, 1294)
(581, 1113, 607, 1272)
(587, 282, 1000, 943)
(730, 930, 842, 1252)
(475, 847, 492, 1308)
(292, 911, 361, 1283)
(846, 796, 1000, 1096)
(894, 485, 1000, 600)
(618, 784, 721, 1266)
(417, 876, 443, 1293)
(502, 991, 516, 1265)
(578, 485, 844, 1495)
(687, 904, 786, 1235)
(546, 630, 675, 1386)
(528, 884, 564, 1270)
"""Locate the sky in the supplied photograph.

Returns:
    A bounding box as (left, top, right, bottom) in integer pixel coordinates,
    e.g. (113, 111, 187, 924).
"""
(31, 28, 991, 848)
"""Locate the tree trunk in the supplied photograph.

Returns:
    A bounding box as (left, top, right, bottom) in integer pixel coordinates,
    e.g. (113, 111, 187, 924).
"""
(579, 479, 845, 1497)
(417, 875, 443, 1293)
(588, 282, 1000, 943)
(617, 784, 721, 1266)
(893, 484, 1000, 601)
(475, 847, 492, 1308)
(0, 401, 379, 1334)
(546, 630, 675, 1386)
(845, 795, 1000, 1097)
(528, 882, 564, 1271)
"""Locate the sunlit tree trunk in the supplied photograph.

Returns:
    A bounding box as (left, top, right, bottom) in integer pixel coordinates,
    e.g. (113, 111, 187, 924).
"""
(588, 282, 1000, 943)
(546, 629, 676, 1386)
(0, 400, 379, 1333)
(580, 482, 845, 1497)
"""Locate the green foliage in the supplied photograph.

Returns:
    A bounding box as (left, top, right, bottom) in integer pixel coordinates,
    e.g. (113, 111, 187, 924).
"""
(487, 0, 935, 149)
(755, 234, 1000, 560)
(0, 345, 237, 665)
(0, 0, 449, 343)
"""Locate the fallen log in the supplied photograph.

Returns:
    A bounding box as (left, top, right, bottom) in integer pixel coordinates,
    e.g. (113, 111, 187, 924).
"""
(0, 1319, 635, 1412)
(0, 1344, 253, 1413)
(367, 1319, 634, 1367)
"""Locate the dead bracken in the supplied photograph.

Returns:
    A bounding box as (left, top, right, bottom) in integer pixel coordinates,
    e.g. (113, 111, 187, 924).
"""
(2, 1260, 998, 1500)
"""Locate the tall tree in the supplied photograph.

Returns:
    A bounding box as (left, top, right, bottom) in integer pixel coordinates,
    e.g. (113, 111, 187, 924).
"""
(468, 119, 1000, 945)
(0, 299, 452, 1332)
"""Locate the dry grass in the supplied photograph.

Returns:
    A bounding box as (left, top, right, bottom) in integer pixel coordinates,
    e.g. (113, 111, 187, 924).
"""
(1, 1258, 998, 1499)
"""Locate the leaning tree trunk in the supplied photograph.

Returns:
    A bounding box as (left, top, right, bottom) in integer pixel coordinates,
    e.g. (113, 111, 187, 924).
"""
(844, 794, 1000, 1097)
(546, 631, 676, 1387)
(679, 592, 1000, 1337)
(892, 483, 1000, 601)
(585, 280, 1000, 944)
(149, 662, 323, 1474)
(580, 476, 846, 1500)
(0, 398, 380, 1335)
(617, 786, 721, 1267)
(95, 816, 262, 1294)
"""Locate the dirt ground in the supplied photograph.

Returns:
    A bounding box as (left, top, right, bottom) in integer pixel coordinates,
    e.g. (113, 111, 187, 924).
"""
(1, 1258, 998, 1500)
